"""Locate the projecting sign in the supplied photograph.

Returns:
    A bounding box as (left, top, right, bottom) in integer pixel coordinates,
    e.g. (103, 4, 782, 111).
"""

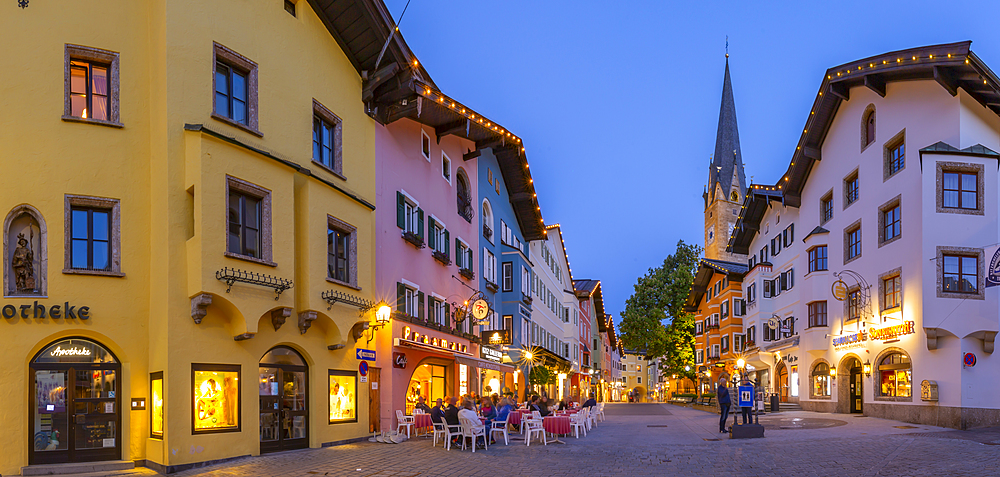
(471, 299, 490, 320)
(356, 348, 376, 361)
(831, 280, 848, 301)
(989, 247, 1000, 287)
(481, 346, 503, 363)
(767, 316, 780, 330)
(481, 329, 512, 346)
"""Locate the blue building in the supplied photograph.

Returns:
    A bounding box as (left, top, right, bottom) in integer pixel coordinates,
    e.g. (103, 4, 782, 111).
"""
(475, 145, 545, 399)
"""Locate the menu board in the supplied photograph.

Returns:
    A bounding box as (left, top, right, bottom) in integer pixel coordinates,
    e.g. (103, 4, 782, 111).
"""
(193, 369, 239, 431)
(329, 373, 357, 423)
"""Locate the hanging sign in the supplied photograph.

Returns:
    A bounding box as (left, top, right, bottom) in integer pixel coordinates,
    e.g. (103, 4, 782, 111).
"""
(471, 299, 490, 320)
(831, 280, 848, 301)
(869, 321, 915, 341)
(481, 346, 503, 363)
(988, 247, 1000, 287)
(767, 316, 780, 330)
(481, 329, 512, 346)
(355, 348, 376, 361)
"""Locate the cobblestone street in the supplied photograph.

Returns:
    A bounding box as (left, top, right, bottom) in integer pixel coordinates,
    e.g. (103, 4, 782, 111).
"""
(126, 403, 1000, 477)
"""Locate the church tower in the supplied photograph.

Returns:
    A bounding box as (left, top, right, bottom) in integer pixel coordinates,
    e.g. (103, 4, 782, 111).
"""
(703, 55, 748, 263)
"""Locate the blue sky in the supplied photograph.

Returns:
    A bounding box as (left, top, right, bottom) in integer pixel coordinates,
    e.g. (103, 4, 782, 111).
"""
(387, 0, 1000, 322)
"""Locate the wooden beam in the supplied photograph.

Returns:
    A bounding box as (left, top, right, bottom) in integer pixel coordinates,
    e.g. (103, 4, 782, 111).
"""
(934, 66, 959, 97)
(475, 137, 503, 151)
(510, 192, 533, 202)
(864, 74, 886, 97)
(435, 119, 469, 144)
(802, 146, 821, 161)
(362, 62, 399, 102)
(462, 149, 481, 161)
(382, 99, 419, 124)
(829, 82, 850, 101)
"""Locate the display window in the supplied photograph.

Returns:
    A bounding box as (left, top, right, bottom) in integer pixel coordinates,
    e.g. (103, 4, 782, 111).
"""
(406, 364, 446, 414)
(328, 370, 357, 423)
(812, 363, 831, 397)
(150, 372, 163, 438)
(878, 353, 911, 397)
(192, 364, 240, 433)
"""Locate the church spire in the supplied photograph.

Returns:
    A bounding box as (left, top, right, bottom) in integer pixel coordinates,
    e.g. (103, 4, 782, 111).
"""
(709, 54, 746, 203)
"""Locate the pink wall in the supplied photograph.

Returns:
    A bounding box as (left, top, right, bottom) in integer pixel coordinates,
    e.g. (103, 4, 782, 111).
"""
(374, 117, 478, 431)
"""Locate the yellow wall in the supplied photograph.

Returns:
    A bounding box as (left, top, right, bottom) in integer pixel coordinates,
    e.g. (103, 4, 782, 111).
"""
(0, 0, 378, 473)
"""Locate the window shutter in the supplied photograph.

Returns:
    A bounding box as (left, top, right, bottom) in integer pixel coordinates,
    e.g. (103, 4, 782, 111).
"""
(741, 299, 747, 316)
(789, 223, 794, 243)
(427, 217, 436, 249)
(467, 249, 474, 272)
(455, 238, 461, 265)
(771, 238, 776, 255)
(418, 292, 425, 320)
(444, 230, 450, 258)
(789, 268, 795, 289)
(445, 302, 451, 327)
(783, 228, 788, 247)
(415, 210, 425, 241)
(789, 317, 795, 336)
(396, 282, 405, 312)
(780, 272, 787, 291)
(396, 192, 405, 228)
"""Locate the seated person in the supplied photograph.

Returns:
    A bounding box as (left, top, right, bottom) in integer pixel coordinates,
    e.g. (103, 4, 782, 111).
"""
(443, 396, 462, 445)
(457, 399, 486, 448)
(537, 396, 552, 417)
(496, 397, 513, 424)
(414, 396, 432, 414)
(557, 399, 568, 411)
(583, 394, 597, 408)
(430, 398, 445, 424)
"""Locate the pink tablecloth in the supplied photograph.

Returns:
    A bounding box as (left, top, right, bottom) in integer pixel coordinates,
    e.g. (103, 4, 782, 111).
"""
(543, 416, 571, 435)
(508, 412, 522, 426)
(413, 414, 432, 429)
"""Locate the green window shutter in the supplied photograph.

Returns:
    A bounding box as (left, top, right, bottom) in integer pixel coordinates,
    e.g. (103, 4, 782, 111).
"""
(455, 238, 461, 266)
(468, 249, 474, 272)
(417, 209, 425, 240)
(428, 217, 436, 249)
(396, 282, 405, 312)
(444, 230, 450, 258)
(418, 292, 425, 320)
(445, 302, 451, 327)
(396, 192, 405, 229)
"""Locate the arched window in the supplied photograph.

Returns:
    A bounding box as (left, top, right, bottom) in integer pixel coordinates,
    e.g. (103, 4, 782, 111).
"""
(862, 105, 876, 148)
(811, 362, 831, 397)
(482, 199, 493, 243)
(456, 169, 473, 223)
(877, 352, 911, 397)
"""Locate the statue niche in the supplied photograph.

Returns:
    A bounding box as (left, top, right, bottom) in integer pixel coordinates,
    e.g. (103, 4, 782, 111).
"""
(5, 206, 47, 297)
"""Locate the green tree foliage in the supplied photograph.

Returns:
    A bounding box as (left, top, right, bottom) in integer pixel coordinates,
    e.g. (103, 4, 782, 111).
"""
(528, 365, 556, 387)
(619, 240, 701, 380)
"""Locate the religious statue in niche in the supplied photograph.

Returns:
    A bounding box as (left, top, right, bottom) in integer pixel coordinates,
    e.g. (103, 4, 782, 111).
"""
(12, 232, 35, 293)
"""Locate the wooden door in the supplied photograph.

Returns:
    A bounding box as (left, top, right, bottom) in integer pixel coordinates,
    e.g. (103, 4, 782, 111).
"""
(778, 367, 789, 402)
(849, 368, 863, 413)
(368, 367, 380, 433)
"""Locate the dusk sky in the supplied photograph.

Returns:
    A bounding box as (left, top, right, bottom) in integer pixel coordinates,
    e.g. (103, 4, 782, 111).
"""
(387, 0, 1000, 322)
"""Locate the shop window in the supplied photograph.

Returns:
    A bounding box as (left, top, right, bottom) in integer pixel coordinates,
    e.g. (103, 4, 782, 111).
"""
(812, 362, 830, 397)
(329, 370, 358, 423)
(150, 372, 163, 438)
(877, 352, 911, 398)
(192, 364, 241, 433)
(327, 215, 357, 287)
(226, 176, 273, 264)
(213, 42, 259, 135)
(64, 44, 121, 127)
(312, 100, 343, 176)
(64, 195, 122, 276)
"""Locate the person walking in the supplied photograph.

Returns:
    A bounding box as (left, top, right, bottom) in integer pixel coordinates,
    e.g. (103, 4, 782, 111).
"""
(717, 377, 731, 433)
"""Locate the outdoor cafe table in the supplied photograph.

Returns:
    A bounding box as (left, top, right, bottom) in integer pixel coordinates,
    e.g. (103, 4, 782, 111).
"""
(413, 413, 433, 435)
(542, 416, 571, 444)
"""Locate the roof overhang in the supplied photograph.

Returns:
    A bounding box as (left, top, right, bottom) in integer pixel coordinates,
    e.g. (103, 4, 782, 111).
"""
(727, 187, 783, 255)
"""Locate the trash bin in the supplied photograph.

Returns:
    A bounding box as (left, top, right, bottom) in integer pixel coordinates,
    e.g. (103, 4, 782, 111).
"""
(770, 394, 779, 412)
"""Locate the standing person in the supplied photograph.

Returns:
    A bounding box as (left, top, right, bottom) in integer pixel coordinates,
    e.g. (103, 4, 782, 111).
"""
(717, 377, 731, 433)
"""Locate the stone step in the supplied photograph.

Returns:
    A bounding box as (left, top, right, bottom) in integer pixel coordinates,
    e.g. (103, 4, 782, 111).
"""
(20, 460, 135, 476)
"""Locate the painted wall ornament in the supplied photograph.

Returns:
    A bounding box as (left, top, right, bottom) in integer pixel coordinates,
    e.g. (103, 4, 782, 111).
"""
(12, 232, 35, 292)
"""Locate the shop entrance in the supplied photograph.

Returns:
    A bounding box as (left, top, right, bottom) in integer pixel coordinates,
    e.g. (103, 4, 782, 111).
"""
(259, 346, 308, 454)
(849, 366, 863, 413)
(29, 338, 121, 465)
(777, 365, 789, 402)
(406, 363, 447, 414)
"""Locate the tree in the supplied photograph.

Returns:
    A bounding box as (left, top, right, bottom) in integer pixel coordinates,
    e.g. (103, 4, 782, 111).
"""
(619, 240, 701, 381)
(528, 365, 556, 389)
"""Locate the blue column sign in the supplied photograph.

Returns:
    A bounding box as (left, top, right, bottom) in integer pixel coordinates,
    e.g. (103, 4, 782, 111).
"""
(738, 385, 754, 407)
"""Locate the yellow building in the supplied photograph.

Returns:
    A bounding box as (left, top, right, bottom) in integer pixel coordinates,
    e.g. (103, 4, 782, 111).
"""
(1, 0, 416, 473)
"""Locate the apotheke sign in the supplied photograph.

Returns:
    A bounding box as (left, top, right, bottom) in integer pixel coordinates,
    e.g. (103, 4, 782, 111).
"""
(2, 301, 91, 320)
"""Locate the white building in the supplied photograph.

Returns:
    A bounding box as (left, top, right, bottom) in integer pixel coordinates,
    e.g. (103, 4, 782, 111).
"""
(728, 41, 1000, 429)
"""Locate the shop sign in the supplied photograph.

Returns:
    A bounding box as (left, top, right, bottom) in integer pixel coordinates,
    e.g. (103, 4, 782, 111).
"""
(355, 348, 376, 361)
(400, 326, 469, 354)
(481, 346, 503, 363)
(988, 248, 1000, 287)
(833, 330, 867, 349)
(831, 280, 848, 301)
(869, 321, 915, 341)
(393, 352, 408, 369)
(481, 329, 512, 346)
(2, 301, 91, 320)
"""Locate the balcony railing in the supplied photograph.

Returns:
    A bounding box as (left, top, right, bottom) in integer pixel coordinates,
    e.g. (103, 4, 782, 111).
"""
(483, 223, 493, 241)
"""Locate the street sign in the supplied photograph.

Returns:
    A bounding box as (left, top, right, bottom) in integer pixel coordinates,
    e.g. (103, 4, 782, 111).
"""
(359, 361, 369, 376)
(356, 348, 376, 361)
(360, 375, 368, 383)
(738, 385, 754, 407)
(964, 352, 977, 367)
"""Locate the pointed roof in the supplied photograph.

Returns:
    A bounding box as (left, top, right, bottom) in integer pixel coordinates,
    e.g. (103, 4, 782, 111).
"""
(709, 58, 747, 200)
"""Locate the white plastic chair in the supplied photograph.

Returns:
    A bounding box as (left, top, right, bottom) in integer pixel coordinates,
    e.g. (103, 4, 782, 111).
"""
(431, 421, 447, 447)
(596, 403, 606, 422)
(523, 411, 542, 436)
(570, 409, 588, 438)
(524, 418, 547, 446)
(460, 417, 488, 452)
(443, 422, 464, 451)
(396, 410, 414, 438)
(490, 418, 509, 446)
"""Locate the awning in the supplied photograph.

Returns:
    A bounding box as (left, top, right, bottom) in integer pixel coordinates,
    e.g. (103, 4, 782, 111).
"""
(455, 355, 516, 373)
(394, 338, 473, 357)
(534, 347, 572, 372)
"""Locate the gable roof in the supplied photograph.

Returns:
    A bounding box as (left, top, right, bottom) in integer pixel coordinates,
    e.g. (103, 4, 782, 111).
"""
(683, 258, 747, 312)
(726, 186, 783, 255)
(544, 224, 576, 288)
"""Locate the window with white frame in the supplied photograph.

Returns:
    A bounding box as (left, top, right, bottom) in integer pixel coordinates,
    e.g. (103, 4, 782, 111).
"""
(431, 297, 447, 325)
(483, 248, 496, 285)
(421, 129, 431, 161)
(734, 334, 744, 352)
(521, 266, 530, 296)
(441, 152, 452, 183)
(456, 239, 472, 271)
(711, 344, 720, 358)
(397, 192, 421, 236)
(502, 262, 513, 292)
(428, 217, 447, 255)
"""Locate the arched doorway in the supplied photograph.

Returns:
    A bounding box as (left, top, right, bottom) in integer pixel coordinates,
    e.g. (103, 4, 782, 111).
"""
(405, 358, 451, 414)
(840, 356, 863, 414)
(776, 363, 789, 402)
(29, 337, 120, 465)
(259, 346, 308, 453)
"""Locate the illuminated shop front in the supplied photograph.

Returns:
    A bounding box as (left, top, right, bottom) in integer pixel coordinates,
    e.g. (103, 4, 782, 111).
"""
(386, 322, 472, 422)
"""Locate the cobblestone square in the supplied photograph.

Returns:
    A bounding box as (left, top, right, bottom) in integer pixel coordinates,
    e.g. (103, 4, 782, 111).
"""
(138, 404, 1000, 477)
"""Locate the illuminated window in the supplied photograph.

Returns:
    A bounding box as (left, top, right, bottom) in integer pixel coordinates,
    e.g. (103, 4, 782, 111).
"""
(192, 364, 240, 433)
(150, 372, 163, 438)
(329, 370, 358, 423)
(64, 44, 121, 126)
(877, 353, 911, 398)
(812, 362, 831, 397)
